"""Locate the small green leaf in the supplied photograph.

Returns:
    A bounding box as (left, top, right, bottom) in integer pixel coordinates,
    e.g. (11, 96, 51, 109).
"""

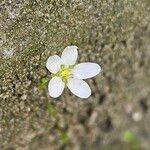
(123, 130, 140, 150)
(47, 103, 57, 118)
(59, 131, 69, 144)
(38, 78, 48, 89)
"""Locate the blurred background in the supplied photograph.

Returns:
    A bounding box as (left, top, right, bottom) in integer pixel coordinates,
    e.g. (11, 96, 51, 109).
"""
(0, 0, 150, 150)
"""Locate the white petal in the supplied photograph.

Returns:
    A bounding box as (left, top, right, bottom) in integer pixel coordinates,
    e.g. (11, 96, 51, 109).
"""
(48, 77, 65, 98)
(46, 55, 62, 73)
(67, 78, 91, 98)
(72, 63, 101, 79)
(61, 46, 78, 66)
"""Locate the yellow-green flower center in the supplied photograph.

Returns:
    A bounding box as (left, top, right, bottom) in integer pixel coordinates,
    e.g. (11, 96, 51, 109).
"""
(52, 65, 73, 83)
(60, 68, 71, 78)
(59, 66, 72, 83)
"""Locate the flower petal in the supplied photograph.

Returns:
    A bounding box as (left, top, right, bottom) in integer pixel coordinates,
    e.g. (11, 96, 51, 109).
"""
(48, 77, 65, 98)
(46, 55, 62, 73)
(61, 46, 78, 66)
(72, 63, 101, 79)
(67, 78, 91, 98)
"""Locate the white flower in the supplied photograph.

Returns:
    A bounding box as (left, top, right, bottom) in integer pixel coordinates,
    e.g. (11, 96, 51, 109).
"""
(46, 46, 101, 99)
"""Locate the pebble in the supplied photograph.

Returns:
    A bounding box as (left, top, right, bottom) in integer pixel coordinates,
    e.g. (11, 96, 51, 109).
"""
(132, 112, 142, 122)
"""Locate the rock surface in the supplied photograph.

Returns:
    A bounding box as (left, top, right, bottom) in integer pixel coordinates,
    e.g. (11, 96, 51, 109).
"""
(0, 0, 150, 149)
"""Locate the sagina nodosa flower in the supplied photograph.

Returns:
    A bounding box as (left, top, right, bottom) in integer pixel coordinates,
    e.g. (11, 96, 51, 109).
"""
(46, 46, 101, 98)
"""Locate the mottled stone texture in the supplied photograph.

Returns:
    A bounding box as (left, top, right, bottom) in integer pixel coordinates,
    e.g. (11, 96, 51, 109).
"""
(0, 0, 150, 149)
